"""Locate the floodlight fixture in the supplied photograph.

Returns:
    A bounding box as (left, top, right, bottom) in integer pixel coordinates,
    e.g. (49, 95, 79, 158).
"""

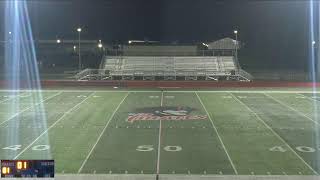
(202, 42, 209, 47)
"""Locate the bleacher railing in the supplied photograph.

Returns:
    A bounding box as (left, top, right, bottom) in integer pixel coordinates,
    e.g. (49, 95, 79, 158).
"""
(238, 69, 253, 81)
(75, 69, 110, 80)
(105, 49, 234, 57)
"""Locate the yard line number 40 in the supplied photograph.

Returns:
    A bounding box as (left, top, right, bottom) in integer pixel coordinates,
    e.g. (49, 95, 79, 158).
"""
(2, 145, 49, 151)
(270, 146, 318, 153)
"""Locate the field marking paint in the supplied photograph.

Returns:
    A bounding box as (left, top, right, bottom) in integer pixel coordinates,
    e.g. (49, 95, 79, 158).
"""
(13, 92, 95, 160)
(77, 92, 130, 173)
(299, 93, 320, 102)
(0, 92, 29, 104)
(0, 91, 62, 127)
(156, 91, 164, 175)
(195, 92, 238, 175)
(230, 93, 319, 175)
(264, 93, 319, 125)
(3, 89, 320, 94)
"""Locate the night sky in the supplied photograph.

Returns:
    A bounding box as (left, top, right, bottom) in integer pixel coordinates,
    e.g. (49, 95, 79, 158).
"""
(0, 0, 316, 70)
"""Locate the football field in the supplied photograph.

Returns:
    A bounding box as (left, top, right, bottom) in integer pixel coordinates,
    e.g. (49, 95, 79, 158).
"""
(1, 89, 320, 176)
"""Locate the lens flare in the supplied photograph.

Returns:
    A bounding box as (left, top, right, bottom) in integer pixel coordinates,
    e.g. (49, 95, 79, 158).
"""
(4, 0, 51, 159)
(309, 0, 320, 172)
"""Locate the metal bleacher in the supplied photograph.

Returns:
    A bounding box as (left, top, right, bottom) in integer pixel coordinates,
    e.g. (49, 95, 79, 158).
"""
(95, 55, 251, 81)
(75, 38, 253, 81)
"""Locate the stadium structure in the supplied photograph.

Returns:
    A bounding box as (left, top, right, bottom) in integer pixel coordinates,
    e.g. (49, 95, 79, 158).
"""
(75, 38, 253, 81)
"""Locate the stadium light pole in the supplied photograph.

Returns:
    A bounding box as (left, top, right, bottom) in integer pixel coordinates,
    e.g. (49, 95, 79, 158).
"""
(313, 41, 318, 80)
(77, 28, 82, 72)
(234, 30, 239, 70)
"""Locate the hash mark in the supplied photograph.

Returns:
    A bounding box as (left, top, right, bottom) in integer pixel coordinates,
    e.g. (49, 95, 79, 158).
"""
(165, 96, 175, 99)
(238, 96, 247, 99)
(222, 96, 232, 99)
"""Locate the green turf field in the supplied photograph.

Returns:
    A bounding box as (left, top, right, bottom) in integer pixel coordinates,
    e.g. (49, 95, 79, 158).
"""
(1, 89, 320, 175)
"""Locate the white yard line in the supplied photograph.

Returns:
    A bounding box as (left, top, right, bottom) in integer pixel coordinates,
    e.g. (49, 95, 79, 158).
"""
(230, 93, 319, 175)
(0, 91, 62, 127)
(156, 91, 164, 175)
(264, 93, 319, 125)
(77, 92, 130, 173)
(14, 92, 95, 160)
(195, 92, 238, 175)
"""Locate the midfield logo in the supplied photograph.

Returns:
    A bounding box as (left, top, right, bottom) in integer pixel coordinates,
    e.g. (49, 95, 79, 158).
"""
(127, 106, 207, 123)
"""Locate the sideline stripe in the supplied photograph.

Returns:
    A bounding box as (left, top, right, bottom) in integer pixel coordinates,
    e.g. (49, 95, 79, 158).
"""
(156, 91, 164, 175)
(264, 93, 319, 125)
(1, 90, 320, 94)
(196, 92, 238, 175)
(78, 92, 130, 173)
(230, 93, 319, 175)
(14, 92, 95, 160)
(0, 91, 62, 127)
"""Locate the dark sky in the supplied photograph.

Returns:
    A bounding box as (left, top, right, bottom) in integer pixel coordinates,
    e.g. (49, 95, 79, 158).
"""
(0, 0, 316, 69)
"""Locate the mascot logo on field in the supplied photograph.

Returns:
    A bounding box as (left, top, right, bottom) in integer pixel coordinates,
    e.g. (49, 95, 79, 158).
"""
(127, 106, 207, 123)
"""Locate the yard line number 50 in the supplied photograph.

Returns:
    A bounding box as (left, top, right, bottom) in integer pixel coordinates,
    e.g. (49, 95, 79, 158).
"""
(136, 145, 182, 152)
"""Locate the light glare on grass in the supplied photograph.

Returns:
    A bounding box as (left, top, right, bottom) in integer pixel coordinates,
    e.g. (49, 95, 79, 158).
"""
(4, 0, 51, 159)
(309, 0, 320, 172)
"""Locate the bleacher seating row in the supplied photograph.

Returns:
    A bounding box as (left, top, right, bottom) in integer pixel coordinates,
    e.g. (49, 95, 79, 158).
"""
(102, 56, 237, 76)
